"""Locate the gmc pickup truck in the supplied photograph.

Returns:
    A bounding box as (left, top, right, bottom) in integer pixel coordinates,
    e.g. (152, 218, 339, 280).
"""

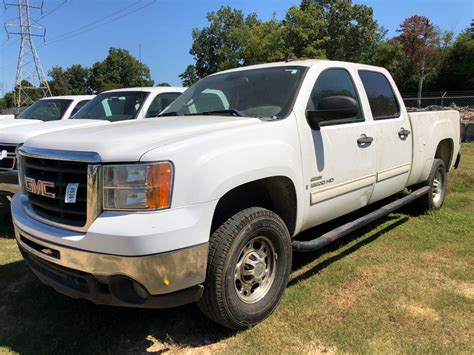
(11, 60, 460, 329)
(0, 87, 185, 201)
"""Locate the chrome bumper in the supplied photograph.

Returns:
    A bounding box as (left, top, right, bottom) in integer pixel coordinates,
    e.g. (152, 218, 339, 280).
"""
(15, 227, 208, 296)
(0, 170, 19, 195)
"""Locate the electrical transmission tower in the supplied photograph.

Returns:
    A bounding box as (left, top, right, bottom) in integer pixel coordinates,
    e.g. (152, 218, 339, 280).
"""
(3, 0, 51, 110)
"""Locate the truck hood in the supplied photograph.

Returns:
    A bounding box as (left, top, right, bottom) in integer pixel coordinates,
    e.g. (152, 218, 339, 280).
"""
(24, 116, 262, 162)
(0, 119, 42, 129)
(0, 119, 110, 144)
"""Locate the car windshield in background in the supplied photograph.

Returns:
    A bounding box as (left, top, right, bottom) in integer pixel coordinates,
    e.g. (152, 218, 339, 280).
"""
(73, 91, 149, 121)
(160, 66, 308, 119)
(18, 99, 72, 121)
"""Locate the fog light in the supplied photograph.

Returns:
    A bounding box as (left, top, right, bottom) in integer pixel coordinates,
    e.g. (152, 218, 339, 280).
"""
(132, 281, 148, 300)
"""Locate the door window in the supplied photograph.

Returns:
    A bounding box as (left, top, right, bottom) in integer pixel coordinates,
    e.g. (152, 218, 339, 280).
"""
(146, 92, 182, 117)
(358, 70, 400, 120)
(307, 69, 363, 125)
(70, 100, 91, 117)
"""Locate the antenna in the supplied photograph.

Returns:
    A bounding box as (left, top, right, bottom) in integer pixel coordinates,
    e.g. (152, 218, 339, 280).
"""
(3, 0, 52, 112)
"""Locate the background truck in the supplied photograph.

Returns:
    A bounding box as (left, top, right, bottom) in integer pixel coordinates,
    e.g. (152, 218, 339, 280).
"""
(0, 95, 94, 129)
(0, 87, 185, 201)
(11, 60, 460, 329)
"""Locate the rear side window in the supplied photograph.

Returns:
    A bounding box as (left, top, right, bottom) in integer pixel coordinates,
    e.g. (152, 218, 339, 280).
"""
(307, 68, 363, 124)
(358, 70, 400, 120)
(146, 92, 182, 117)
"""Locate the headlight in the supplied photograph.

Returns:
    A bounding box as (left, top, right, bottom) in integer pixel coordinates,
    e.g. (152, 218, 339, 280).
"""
(103, 162, 173, 210)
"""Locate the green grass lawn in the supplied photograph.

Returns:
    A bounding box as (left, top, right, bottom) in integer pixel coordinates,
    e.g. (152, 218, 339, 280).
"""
(1, 145, 473, 354)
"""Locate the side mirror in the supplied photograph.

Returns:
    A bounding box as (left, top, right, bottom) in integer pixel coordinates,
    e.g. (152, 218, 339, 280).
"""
(306, 96, 359, 130)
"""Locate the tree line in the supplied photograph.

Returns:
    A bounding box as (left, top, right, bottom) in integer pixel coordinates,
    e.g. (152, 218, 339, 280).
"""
(180, 0, 473, 102)
(1, 0, 473, 109)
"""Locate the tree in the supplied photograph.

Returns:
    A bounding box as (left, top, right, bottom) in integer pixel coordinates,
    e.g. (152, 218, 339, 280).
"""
(300, 0, 379, 63)
(188, 7, 254, 79)
(243, 16, 288, 64)
(89, 48, 154, 92)
(49, 67, 71, 96)
(282, 4, 326, 59)
(394, 15, 439, 106)
(179, 65, 199, 86)
(156, 82, 171, 87)
(370, 41, 408, 86)
(437, 31, 474, 90)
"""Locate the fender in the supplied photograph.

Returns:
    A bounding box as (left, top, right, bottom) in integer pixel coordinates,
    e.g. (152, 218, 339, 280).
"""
(407, 110, 460, 186)
(141, 115, 306, 234)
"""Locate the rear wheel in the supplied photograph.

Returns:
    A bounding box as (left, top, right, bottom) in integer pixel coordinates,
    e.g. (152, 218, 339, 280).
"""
(198, 207, 292, 329)
(411, 159, 447, 213)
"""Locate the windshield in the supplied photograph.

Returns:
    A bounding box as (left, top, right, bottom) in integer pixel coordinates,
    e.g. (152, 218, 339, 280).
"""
(73, 91, 149, 121)
(160, 66, 308, 119)
(18, 99, 72, 121)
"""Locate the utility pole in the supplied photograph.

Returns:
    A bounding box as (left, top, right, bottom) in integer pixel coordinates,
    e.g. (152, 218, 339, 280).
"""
(3, 0, 51, 112)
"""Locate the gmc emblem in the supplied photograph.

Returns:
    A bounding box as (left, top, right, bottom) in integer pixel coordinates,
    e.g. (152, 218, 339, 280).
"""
(24, 177, 56, 198)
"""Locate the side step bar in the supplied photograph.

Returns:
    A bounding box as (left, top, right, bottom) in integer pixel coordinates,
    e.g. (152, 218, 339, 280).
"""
(292, 186, 430, 253)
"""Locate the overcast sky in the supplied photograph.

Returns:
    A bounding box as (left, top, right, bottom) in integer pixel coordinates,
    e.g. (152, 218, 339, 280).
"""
(0, 0, 472, 94)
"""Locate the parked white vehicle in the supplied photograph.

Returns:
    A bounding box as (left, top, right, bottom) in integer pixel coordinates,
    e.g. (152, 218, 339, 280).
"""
(0, 87, 185, 199)
(0, 114, 15, 121)
(11, 60, 460, 329)
(0, 95, 94, 129)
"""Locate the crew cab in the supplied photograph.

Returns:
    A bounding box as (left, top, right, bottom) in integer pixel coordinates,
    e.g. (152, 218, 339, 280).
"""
(0, 87, 185, 201)
(0, 95, 94, 129)
(11, 60, 460, 329)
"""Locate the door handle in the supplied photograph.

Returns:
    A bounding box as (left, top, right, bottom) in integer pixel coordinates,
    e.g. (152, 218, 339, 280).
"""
(398, 128, 411, 139)
(357, 134, 374, 146)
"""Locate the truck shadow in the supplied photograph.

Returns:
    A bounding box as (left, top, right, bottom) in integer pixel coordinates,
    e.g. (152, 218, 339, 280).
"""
(0, 197, 410, 353)
(0, 201, 14, 238)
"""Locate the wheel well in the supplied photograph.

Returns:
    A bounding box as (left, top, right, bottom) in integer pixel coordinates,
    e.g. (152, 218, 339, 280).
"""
(435, 139, 454, 171)
(211, 176, 297, 236)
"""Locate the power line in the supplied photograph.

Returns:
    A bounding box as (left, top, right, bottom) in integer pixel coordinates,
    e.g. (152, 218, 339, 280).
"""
(44, 0, 157, 46)
(33, 0, 67, 22)
(43, 0, 147, 46)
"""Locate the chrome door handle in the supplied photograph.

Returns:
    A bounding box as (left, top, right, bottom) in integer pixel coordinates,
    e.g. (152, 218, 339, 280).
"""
(357, 134, 374, 145)
(398, 128, 411, 139)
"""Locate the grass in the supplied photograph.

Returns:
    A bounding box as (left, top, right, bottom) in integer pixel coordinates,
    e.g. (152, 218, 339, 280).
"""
(0, 145, 473, 354)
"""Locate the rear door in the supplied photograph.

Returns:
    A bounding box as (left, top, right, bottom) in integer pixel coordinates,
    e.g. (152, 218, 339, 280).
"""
(358, 70, 412, 203)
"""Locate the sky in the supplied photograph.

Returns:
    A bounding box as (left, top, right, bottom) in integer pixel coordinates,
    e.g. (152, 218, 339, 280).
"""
(0, 0, 472, 94)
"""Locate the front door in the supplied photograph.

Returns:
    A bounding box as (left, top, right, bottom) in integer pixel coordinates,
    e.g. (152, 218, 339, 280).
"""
(298, 67, 376, 230)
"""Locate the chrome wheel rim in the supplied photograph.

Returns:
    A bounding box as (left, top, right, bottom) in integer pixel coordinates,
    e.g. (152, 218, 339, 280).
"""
(234, 236, 277, 304)
(432, 170, 443, 205)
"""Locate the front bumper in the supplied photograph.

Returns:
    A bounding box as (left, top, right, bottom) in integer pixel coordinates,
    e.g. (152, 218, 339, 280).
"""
(0, 169, 19, 195)
(16, 227, 208, 307)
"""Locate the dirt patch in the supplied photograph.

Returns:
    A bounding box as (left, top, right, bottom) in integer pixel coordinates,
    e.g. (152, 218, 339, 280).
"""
(145, 335, 228, 354)
(333, 268, 385, 312)
(398, 302, 440, 321)
(305, 340, 337, 354)
(451, 281, 474, 299)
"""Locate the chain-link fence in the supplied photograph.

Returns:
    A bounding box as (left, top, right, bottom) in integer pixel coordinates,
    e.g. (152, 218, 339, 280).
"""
(402, 91, 474, 109)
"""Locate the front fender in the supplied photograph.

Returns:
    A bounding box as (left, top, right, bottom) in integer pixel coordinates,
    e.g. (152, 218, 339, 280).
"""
(140, 115, 304, 219)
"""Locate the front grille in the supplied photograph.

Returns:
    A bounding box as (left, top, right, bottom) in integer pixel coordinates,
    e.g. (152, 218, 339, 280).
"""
(0, 144, 18, 170)
(22, 156, 89, 227)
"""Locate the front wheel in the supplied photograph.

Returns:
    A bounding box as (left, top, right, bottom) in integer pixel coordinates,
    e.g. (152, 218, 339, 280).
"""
(198, 207, 292, 329)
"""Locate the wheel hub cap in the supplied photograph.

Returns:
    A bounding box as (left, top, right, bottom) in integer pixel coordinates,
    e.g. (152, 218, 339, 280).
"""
(234, 236, 277, 304)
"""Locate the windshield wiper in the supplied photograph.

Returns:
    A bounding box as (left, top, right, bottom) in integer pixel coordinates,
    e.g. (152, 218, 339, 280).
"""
(157, 111, 178, 117)
(184, 109, 244, 117)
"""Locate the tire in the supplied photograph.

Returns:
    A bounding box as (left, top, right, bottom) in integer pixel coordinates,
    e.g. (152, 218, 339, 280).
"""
(411, 159, 447, 213)
(198, 207, 292, 329)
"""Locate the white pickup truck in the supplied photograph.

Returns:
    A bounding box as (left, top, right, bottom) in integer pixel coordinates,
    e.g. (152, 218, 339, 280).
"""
(0, 87, 185, 200)
(0, 95, 94, 129)
(11, 60, 460, 329)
